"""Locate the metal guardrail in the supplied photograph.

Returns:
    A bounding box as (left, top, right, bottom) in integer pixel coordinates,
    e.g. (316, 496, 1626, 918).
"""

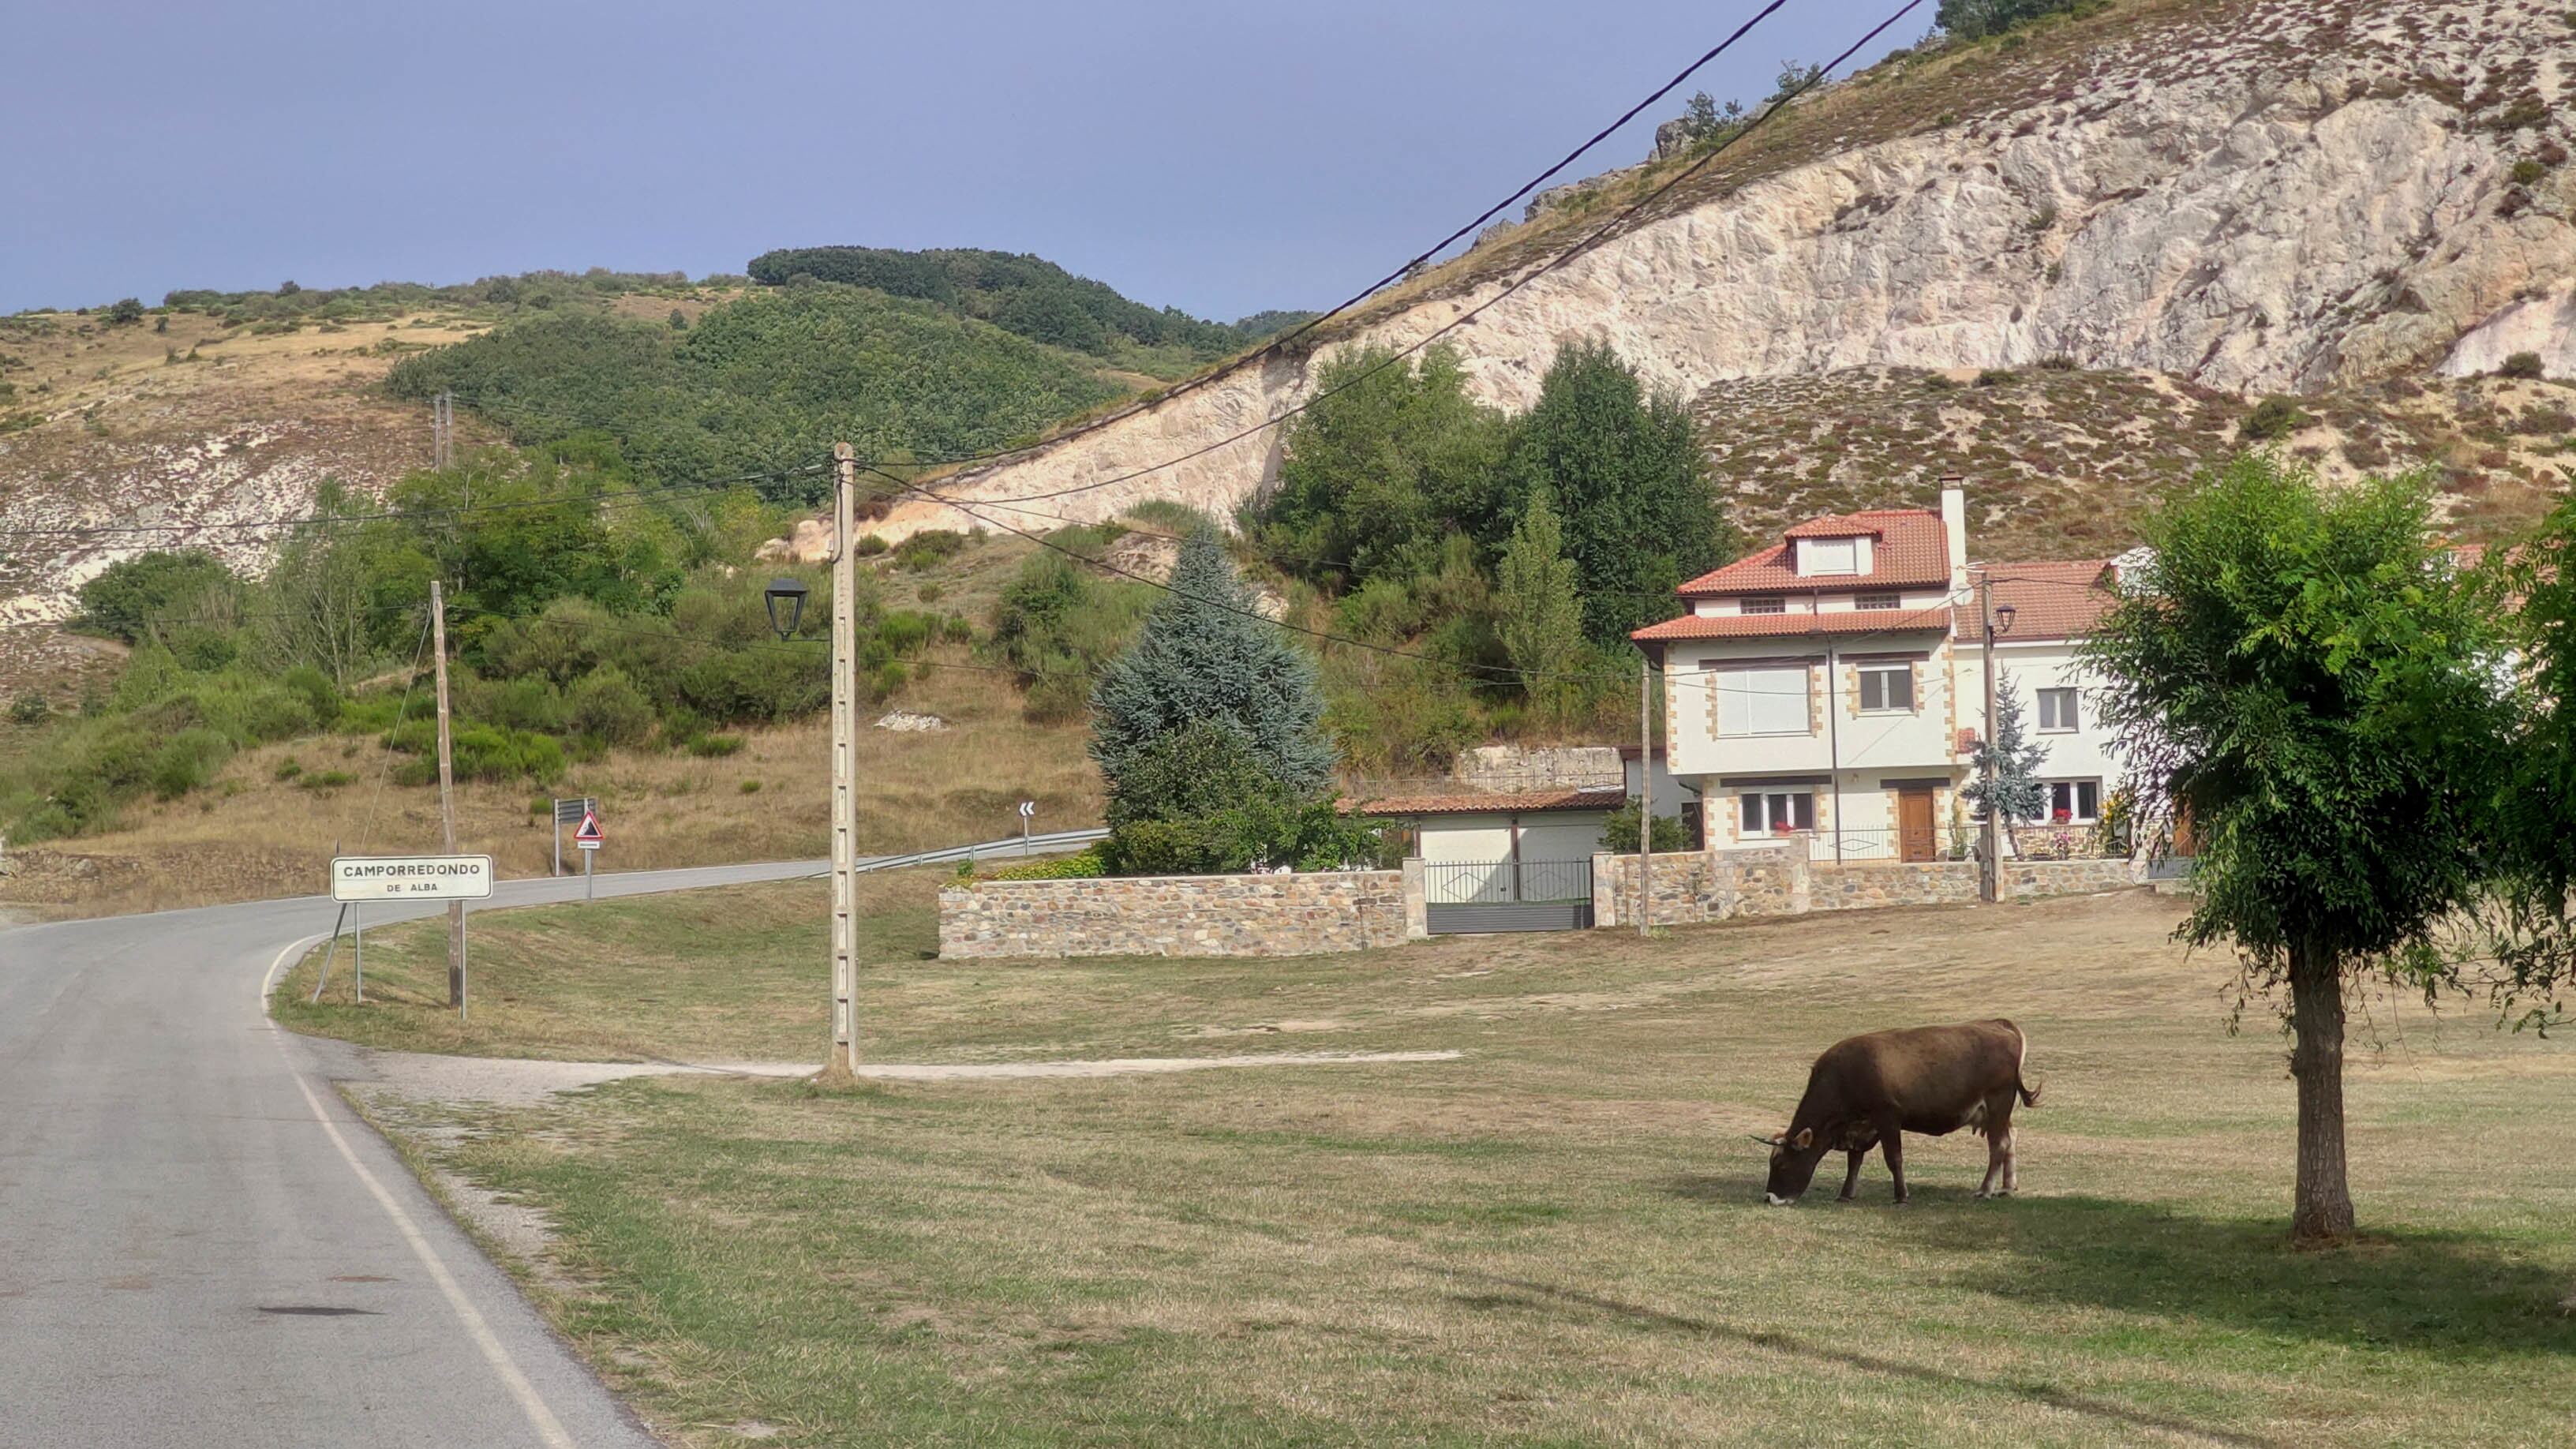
(811, 827, 1110, 879)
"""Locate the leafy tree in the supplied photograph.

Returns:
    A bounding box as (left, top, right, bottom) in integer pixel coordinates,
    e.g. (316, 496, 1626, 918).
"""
(1961, 672, 2048, 829)
(2477, 471, 2576, 1030)
(2080, 455, 2512, 1242)
(1494, 488, 1587, 722)
(1099, 721, 1382, 874)
(105, 298, 145, 326)
(1090, 529, 1336, 805)
(73, 550, 241, 645)
(989, 549, 1155, 723)
(1503, 340, 1734, 646)
(1256, 344, 1511, 585)
(1679, 91, 1747, 144)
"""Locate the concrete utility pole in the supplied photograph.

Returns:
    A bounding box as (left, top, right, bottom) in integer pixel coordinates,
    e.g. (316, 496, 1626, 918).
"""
(430, 580, 466, 1011)
(1977, 568, 2000, 904)
(827, 444, 860, 1076)
(1638, 652, 1653, 937)
(432, 391, 453, 470)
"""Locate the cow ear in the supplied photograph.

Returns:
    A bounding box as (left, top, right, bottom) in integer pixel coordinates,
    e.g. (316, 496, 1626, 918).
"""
(1790, 1128, 1814, 1150)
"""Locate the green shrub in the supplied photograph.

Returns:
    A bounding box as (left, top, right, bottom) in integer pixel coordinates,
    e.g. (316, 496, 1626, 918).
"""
(1599, 800, 1693, 853)
(150, 728, 233, 799)
(8, 694, 46, 724)
(2240, 395, 2312, 442)
(739, 778, 762, 794)
(298, 769, 356, 790)
(986, 848, 1105, 881)
(105, 298, 145, 325)
(280, 665, 341, 728)
(1975, 368, 2016, 388)
(275, 756, 304, 781)
(852, 535, 889, 557)
(2512, 159, 2550, 187)
(2501, 351, 2549, 380)
(687, 732, 744, 758)
(73, 550, 240, 645)
(893, 530, 969, 571)
(565, 665, 655, 745)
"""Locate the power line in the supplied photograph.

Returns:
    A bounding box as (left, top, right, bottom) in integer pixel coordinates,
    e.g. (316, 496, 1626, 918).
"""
(826, 0, 1800, 476)
(901, 0, 1928, 505)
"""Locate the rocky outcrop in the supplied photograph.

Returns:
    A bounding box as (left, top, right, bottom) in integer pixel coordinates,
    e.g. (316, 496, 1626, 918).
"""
(863, 0, 2574, 545)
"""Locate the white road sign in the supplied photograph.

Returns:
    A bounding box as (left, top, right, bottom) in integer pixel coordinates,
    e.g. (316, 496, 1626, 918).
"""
(1018, 800, 1035, 819)
(331, 855, 495, 902)
(575, 808, 603, 850)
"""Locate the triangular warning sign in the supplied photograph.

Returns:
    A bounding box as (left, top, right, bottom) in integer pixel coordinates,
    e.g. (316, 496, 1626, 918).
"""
(575, 808, 602, 845)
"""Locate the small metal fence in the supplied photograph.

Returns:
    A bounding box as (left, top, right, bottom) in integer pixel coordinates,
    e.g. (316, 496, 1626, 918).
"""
(1424, 858, 1594, 905)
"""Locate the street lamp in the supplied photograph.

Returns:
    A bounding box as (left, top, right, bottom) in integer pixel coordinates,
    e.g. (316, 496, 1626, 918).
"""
(762, 576, 810, 641)
(1994, 602, 2017, 636)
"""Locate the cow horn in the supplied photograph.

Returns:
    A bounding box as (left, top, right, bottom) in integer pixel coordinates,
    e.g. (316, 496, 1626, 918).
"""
(1747, 1133, 1783, 1148)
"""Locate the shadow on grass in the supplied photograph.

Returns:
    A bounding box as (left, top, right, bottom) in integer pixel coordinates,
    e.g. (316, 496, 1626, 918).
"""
(1887, 1193, 2576, 1361)
(1440, 1268, 2282, 1447)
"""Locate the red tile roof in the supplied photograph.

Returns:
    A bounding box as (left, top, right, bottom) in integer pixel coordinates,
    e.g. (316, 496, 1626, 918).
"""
(1350, 786, 1625, 818)
(1677, 509, 1952, 597)
(1631, 605, 1956, 642)
(1952, 560, 2115, 641)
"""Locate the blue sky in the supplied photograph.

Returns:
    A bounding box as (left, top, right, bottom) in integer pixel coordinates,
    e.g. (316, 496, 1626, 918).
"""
(2, 2, 1928, 320)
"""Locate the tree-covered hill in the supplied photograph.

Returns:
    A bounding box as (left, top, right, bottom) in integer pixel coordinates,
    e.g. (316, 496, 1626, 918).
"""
(747, 246, 1311, 378)
(384, 284, 1133, 502)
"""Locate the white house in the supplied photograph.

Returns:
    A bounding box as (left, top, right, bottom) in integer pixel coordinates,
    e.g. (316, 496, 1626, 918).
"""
(1631, 483, 2122, 863)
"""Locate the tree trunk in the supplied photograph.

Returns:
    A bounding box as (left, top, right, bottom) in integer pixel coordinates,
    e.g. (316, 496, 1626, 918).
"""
(2287, 940, 2356, 1243)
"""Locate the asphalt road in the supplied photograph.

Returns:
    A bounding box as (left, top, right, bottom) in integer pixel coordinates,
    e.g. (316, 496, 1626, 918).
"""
(0, 860, 824, 1449)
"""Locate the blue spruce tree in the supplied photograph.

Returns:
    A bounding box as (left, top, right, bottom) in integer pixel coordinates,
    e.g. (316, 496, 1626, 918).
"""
(1089, 528, 1336, 802)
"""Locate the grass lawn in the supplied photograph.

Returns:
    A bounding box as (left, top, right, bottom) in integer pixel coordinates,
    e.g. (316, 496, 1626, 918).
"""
(286, 884, 2576, 1447)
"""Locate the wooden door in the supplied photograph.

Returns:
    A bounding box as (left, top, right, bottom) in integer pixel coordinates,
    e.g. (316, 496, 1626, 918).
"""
(1897, 788, 1937, 863)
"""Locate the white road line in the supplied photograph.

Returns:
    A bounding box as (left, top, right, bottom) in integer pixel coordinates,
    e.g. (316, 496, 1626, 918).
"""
(258, 935, 577, 1449)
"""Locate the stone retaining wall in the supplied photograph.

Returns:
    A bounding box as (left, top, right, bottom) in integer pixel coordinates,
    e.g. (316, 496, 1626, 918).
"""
(939, 871, 1409, 959)
(1593, 848, 2140, 928)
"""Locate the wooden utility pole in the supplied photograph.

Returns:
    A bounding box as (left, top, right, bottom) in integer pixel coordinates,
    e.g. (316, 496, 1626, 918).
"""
(1637, 653, 1654, 936)
(430, 580, 466, 1010)
(1977, 568, 2000, 904)
(827, 445, 860, 1076)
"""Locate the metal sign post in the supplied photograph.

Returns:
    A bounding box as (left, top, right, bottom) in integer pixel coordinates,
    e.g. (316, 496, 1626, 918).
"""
(575, 807, 603, 901)
(552, 796, 595, 878)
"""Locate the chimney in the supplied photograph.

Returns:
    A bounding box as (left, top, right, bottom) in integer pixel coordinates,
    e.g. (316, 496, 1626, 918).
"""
(1939, 475, 1969, 596)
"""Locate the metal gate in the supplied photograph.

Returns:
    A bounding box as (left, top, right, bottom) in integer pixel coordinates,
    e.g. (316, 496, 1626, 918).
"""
(1423, 859, 1595, 934)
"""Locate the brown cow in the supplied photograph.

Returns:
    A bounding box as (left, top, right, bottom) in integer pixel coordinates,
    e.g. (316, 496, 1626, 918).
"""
(1757, 1020, 2039, 1205)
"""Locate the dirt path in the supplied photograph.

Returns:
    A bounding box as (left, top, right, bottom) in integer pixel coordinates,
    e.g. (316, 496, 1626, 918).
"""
(333, 1044, 1463, 1106)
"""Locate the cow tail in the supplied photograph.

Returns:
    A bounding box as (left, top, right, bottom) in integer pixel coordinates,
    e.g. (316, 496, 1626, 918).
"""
(2008, 1020, 2039, 1107)
(2017, 1078, 2041, 1108)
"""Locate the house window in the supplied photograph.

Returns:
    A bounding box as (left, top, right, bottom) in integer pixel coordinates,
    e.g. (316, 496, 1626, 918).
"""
(1858, 663, 1914, 712)
(1717, 665, 1810, 736)
(1855, 592, 1901, 611)
(1801, 537, 1858, 575)
(1741, 791, 1816, 835)
(2035, 779, 2101, 824)
(2037, 687, 2080, 732)
(1740, 595, 1787, 615)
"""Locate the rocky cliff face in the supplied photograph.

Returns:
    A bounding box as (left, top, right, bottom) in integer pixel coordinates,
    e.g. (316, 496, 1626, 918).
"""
(871, 0, 2573, 545)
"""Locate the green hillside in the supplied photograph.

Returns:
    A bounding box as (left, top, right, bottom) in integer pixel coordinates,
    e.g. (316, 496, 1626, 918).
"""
(384, 285, 1133, 503)
(747, 246, 1310, 378)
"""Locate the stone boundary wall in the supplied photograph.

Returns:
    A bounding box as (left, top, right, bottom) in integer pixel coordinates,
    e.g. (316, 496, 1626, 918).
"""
(1593, 848, 2140, 928)
(939, 871, 1409, 960)
(1451, 744, 1624, 794)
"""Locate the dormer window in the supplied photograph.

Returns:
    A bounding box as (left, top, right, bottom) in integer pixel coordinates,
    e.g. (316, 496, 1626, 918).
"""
(1741, 596, 1787, 615)
(1855, 592, 1900, 610)
(1799, 538, 1859, 575)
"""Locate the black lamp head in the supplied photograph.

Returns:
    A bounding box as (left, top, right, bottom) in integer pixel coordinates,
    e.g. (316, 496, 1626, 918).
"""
(763, 576, 811, 640)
